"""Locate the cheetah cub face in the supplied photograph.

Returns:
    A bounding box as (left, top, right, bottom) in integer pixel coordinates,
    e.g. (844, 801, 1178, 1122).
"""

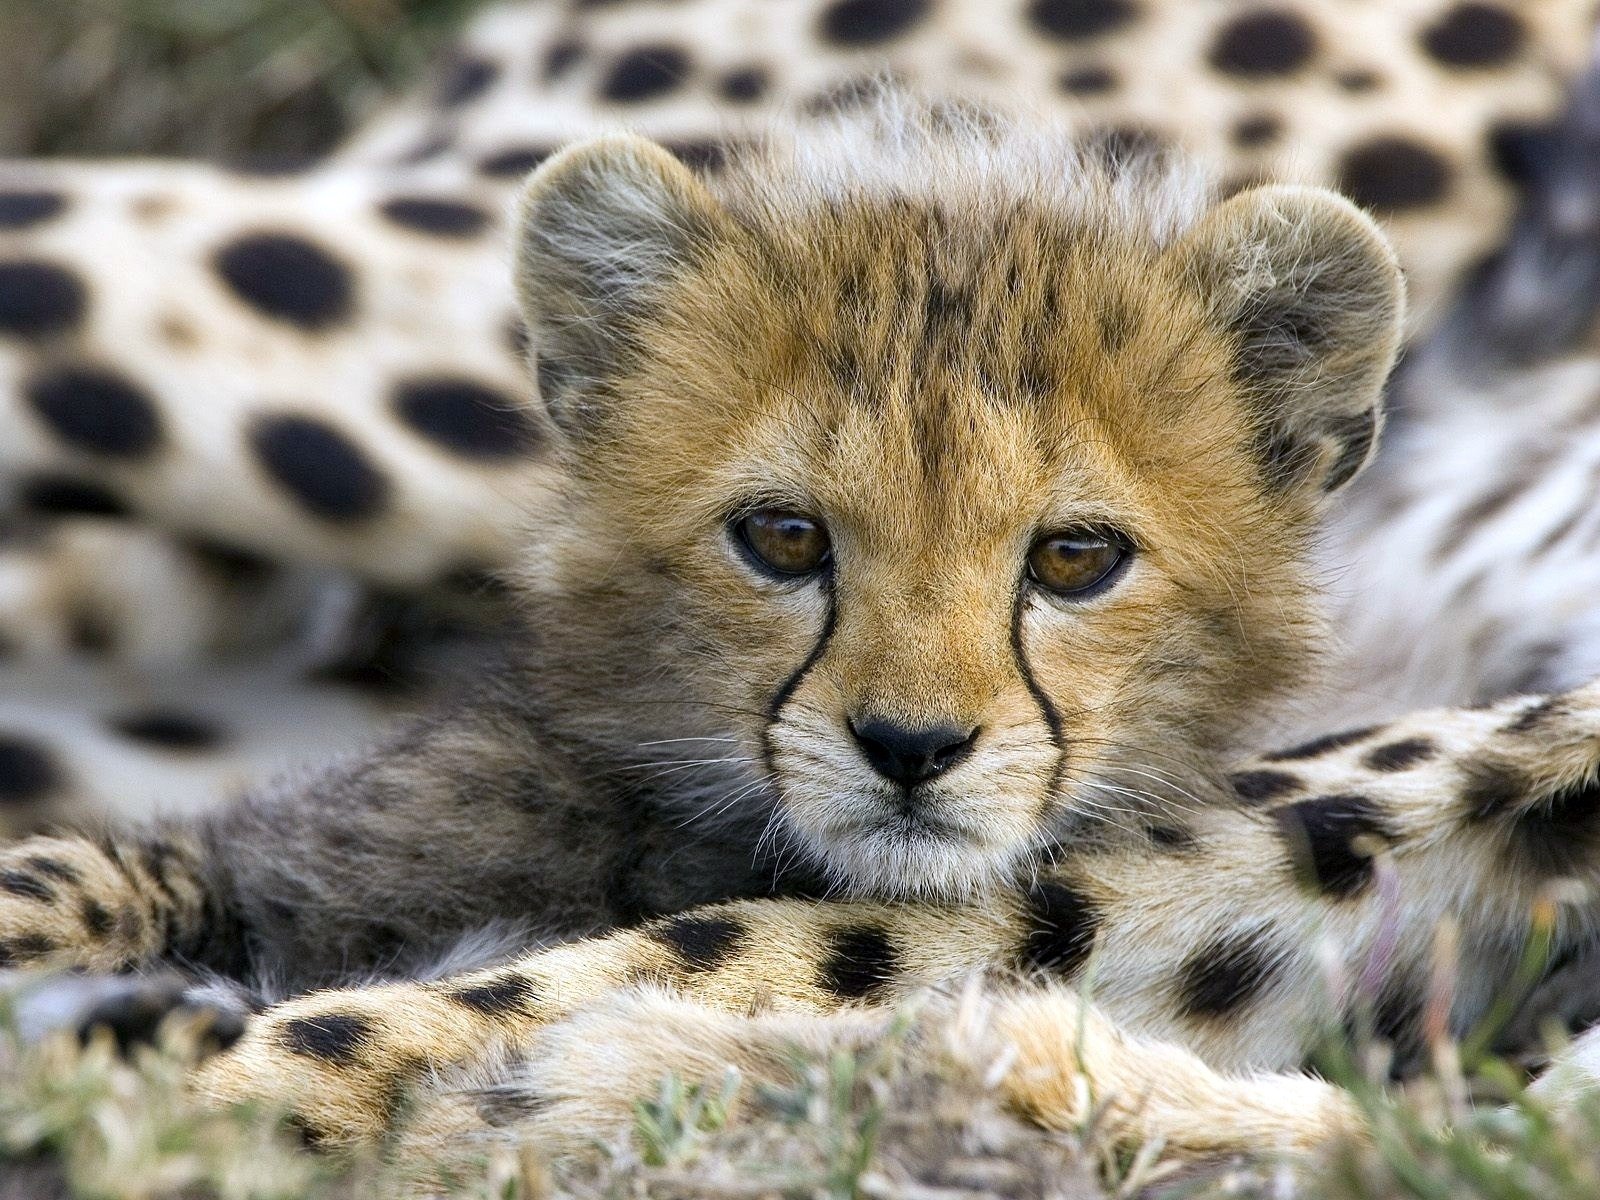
(515, 114, 1403, 897)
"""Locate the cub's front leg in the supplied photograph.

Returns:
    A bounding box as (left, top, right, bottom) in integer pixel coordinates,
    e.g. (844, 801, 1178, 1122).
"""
(191, 897, 1027, 1144)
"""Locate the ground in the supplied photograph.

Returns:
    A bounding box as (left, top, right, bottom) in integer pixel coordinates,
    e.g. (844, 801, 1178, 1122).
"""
(6, 995, 1600, 1200)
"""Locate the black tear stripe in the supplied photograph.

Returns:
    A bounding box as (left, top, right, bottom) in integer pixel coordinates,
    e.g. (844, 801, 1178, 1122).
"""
(1010, 589, 1067, 798)
(759, 578, 837, 779)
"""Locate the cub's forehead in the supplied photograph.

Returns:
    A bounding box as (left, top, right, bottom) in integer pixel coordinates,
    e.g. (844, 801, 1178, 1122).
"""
(699, 197, 1239, 422)
(660, 199, 1250, 500)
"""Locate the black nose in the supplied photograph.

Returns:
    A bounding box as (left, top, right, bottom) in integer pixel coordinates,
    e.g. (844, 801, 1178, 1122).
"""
(849, 719, 979, 788)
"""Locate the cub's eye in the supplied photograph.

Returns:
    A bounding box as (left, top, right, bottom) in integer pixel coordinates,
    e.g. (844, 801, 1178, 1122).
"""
(1027, 531, 1128, 598)
(735, 509, 831, 577)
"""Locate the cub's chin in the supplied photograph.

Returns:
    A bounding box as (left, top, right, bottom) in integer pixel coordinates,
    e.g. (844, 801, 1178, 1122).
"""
(787, 806, 1037, 901)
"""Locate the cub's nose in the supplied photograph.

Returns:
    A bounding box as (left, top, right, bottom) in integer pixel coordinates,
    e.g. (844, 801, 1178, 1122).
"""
(849, 718, 979, 788)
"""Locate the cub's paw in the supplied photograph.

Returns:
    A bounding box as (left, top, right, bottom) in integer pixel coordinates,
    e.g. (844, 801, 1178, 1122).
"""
(6, 969, 250, 1055)
(0, 837, 155, 972)
(192, 988, 427, 1147)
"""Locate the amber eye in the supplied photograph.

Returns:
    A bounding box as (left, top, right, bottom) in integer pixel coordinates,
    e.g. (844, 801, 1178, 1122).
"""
(1026, 531, 1128, 598)
(735, 509, 832, 578)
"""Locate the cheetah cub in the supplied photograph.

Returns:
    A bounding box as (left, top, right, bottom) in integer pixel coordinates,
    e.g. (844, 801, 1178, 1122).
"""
(0, 103, 1451, 1152)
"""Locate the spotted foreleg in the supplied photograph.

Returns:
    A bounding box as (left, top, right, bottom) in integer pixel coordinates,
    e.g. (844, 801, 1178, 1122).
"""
(190, 895, 1039, 1145)
(0, 830, 214, 973)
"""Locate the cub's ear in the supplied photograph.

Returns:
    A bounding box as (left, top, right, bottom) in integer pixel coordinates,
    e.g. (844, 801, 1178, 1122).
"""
(1176, 184, 1405, 497)
(514, 135, 730, 432)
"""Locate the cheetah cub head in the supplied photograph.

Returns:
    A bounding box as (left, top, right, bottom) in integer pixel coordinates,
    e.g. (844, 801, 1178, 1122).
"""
(513, 110, 1403, 898)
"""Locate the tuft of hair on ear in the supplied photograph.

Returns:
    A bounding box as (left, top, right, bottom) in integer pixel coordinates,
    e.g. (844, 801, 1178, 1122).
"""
(514, 135, 731, 433)
(1176, 184, 1405, 499)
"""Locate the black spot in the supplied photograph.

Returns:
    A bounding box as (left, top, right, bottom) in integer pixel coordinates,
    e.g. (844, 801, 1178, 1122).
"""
(25, 856, 79, 884)
(1487, 118, 1558, 186)
(818, 0, 930, 44)
(1208, 10, 1318, 76)
(377, 197, 490, 239)
(181, 537, 275, 587)
(599, 46, 690, 103)
(1274, 794, 1394, 898)
(1178, 931, 1282, 1019)
(0, 934, 55, 967)
(1058, 64, 1118, 95)
(1467, 764, 1600, 876)
(1504, 697, 1562, 734)
(25, 366, 162, 458)
(279, 1013, 373, 1065)
(1338, 137, 1454, 213)
(213, 233, 353, 330)
(66, 607, 115, 656)
(1230, 768, 1304, 804)
(1097, 299, 1136, 353)
(1019, 880, 1098, 977)
(1232, 113, 1283, 148)
(1363, 738, 1436, 772)
(392, 377, 540, 461)
(108, 710, 226, 752)
(0, 260, 87, 337)
(819, 925, 899, 1000)
(17, 475, 130, 518)
(719, 66, 769, 103)
(543, 39, 585, 81)
(1262, 725, 1379, 762)
(449, 974, 539, 1017)
(438, 55, 500, 107)
(249, 414, 390, 522)
(0, 190, 67, 229)
(1336, 68, 1382, 92)
(396, 135, 453, 166)
(0, 871, 54, 902)
(477, 145, 554, 178)
(1420, 3, 1523, 68)
(651, 914, 746, 971)
(80, 898, 113, 938)
(1028, 0, 1139, 40)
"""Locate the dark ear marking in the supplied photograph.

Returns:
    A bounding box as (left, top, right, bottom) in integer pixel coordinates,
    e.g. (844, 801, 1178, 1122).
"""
(1176, 185, 1403, 498)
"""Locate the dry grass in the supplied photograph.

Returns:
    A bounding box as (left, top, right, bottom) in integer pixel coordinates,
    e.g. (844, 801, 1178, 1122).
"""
(6, 991, 1600, 1200)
